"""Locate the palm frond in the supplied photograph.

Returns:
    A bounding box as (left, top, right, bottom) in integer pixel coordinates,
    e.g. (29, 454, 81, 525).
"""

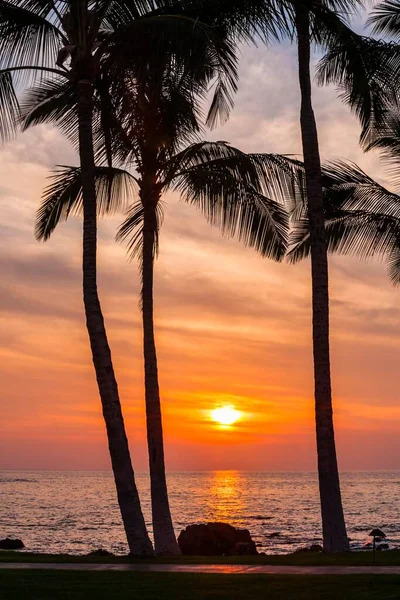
(0, 69, 20, 141)
(316, 37, 398, 146)
(0, 63, 69, 142)
(116, 202, 164, 261)
(36, 165, 137, 241)
(105, 14, 238, 129)
(289, 210, 400, 264)
(20, 76, 76, 134)
(388, 246, 400, 284)
(168, 143, 297, 260)
(303, 0, 361, 47)
(367, 0, 400, 40)
(20, 74, 128, 163)
(164, 142, 304, 207)
(16, 1, 65, 22)
(156, 0, 287, 44)
(288, 159, 400, 285)
(364, 108, 400, 189)
(316, 0, 362, 13)
(177, 171, 288, 261)
(322, 160, 400, 219)
(104, 0, 165, 27)
(0, 1, 66, 76)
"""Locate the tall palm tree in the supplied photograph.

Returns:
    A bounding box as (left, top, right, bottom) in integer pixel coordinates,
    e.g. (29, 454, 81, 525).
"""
(292, 4, 351, 553)
(32, 58, 301, 552)
(117, 135, 293, 556)
(0, 0, 238, 554)
(173, 0, 365, 551)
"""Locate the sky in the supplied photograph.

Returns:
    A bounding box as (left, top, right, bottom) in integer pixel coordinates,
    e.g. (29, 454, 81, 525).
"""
(1, 14, 400, 472)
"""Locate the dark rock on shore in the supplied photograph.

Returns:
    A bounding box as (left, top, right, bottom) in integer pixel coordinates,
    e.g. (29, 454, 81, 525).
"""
(294, 544, 323, 554)
(377, 543, 389, 551)
(0, 538, 24, 550)
(178, 522, 258, 556)
(86, 549, 114, 557)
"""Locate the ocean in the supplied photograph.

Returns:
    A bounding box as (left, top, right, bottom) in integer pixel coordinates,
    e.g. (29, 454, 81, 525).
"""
(1, 470, 398, 555)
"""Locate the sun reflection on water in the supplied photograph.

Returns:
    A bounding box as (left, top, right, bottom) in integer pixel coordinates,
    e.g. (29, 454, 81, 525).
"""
(207, 470, 244, 523)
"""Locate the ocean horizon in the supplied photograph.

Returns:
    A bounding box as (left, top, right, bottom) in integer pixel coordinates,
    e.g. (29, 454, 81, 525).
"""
(1, 470, 399, 555)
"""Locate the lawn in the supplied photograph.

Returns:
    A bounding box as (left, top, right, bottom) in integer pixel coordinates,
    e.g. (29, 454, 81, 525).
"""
(1, 571, 400, 600)
(1, 549, 400, 566)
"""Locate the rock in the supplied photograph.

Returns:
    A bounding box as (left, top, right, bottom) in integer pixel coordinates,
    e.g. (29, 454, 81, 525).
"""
(178, 522, 258, 556)
(294, 544, 323, 554)
(268, 532, 280, 538)
(0, 538, 24, 550)
(86, 549, 113, 557)
(377, 543, 389, 551)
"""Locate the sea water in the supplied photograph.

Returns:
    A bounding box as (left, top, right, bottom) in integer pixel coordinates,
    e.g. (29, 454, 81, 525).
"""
(1, 470, 398, 555)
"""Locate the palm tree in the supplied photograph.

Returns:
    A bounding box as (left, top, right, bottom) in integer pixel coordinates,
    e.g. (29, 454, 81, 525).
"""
(32, 56, 301, 552)
(0, 0, 239, 555)
(175, 0, 365, 551)
(292, 4, 351, 553)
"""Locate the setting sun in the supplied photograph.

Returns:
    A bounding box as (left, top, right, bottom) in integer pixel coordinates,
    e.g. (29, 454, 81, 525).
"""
(211, 406, 242, 426)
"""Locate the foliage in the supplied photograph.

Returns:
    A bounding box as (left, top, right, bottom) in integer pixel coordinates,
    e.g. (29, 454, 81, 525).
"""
(288, 160, 400, 284)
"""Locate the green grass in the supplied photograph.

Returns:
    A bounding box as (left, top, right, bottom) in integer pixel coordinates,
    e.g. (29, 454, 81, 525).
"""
(1, 549, 400, 566)
(1, 570, 400, 599)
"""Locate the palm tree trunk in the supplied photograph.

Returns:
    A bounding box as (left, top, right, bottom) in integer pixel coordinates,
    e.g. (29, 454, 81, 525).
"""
(76, 77, 153, 556)
(141, 200, 181, 555)
(295, 8, 349, 553)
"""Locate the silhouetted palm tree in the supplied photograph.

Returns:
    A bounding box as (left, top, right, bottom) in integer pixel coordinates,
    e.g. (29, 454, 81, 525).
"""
(0, 0, 238, 554)
(177, 0, 364, 551)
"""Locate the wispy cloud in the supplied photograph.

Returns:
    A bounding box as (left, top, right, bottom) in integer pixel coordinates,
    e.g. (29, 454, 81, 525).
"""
(0, 38, 398, 471)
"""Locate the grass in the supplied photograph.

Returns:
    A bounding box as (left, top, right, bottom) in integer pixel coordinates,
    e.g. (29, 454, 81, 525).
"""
(1, 571, 400, 600)
(1, 549, 400, 566)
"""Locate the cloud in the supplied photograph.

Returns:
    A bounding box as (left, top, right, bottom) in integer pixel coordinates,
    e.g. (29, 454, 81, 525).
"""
(1, 36, 399, 471)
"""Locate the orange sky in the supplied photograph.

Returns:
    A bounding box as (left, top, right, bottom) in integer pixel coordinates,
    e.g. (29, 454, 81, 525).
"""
(1, 41, 399, 472)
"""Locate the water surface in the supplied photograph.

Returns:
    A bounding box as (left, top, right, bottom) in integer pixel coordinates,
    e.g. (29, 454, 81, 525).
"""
(0, 471, 398, 554)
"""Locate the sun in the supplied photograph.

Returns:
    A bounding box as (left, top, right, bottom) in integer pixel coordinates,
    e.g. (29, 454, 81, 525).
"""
(211, 406, 241, 426)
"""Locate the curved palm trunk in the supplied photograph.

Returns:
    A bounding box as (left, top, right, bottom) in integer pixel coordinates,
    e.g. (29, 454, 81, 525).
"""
(295, 9, 349, 553)
(141, 198, 180, 555)
(77, 78, 153, 556)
